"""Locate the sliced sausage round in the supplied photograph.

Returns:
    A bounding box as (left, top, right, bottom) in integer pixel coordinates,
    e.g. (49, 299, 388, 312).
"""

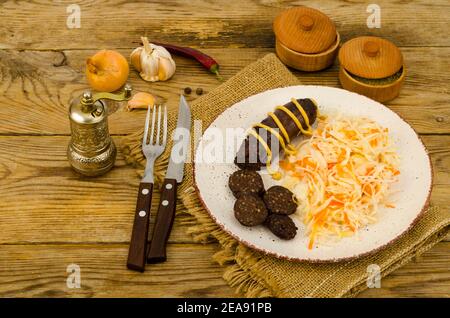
(263, 185, 297, 215)
(265, 214, 297, 240)
(228, 169, 265, 198)
(234, 195, 268, 226)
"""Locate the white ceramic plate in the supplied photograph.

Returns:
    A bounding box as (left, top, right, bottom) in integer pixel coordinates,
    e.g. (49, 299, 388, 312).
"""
(194, 86, 432, 262)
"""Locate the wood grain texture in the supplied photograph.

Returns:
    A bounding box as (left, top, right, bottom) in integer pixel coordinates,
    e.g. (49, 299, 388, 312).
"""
(273, 6, 337, 53)
(127, 182, 153, 272)
(147, 179, 178, 263)
(0, 47, 449, 135)
(0, 0, 449, 50)
(339, 36, 403, 79)
(359, 242, 450, 297)
(0, 0, 448, 298)
(275, 34, 340, 72)
(339, 66, 406, 103)
(0, 243, 448, 298)
(0, 136, 197, 244)
(0, 243, 235, 298)
(0, 135, 448, 245)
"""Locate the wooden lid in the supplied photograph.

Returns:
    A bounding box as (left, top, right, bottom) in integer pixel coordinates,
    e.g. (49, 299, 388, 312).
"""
(339, 36, 403, 79)
(273, 7, 337, 54)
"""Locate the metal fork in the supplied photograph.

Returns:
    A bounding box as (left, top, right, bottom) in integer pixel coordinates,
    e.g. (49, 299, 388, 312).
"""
(141, 104, 168, 183)
(127, 104, 167, 272)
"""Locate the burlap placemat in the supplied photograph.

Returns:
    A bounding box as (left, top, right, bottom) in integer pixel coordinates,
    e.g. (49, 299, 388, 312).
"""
(121, 53, 450, 297)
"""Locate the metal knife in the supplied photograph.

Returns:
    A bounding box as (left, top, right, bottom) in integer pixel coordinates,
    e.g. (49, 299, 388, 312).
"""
(147, 95, 191, 263)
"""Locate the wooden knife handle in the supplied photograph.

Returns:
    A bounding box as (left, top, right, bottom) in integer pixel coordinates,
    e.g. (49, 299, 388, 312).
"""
(147, 178, 177, 263)
(127, 182, 153, 272)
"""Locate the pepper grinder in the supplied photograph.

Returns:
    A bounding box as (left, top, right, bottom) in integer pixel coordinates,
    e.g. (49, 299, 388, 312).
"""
(67, 84, 132, 176)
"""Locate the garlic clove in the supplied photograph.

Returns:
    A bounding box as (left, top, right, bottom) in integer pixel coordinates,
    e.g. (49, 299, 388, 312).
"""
(140, 56, 160, 82)
(151, 44, 172, 59)
(127, 92, 156, 111)
(158, 57, 176, 81)
(130, 47, 143, 72)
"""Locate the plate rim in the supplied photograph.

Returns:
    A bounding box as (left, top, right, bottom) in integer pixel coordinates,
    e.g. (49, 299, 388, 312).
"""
(193, 85, 433, 263)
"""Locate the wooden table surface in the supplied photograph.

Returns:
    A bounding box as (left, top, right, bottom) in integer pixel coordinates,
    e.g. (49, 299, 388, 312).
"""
(0, 0, 449, 298)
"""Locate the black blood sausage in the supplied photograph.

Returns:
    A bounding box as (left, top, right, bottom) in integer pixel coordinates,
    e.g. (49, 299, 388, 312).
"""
(234, 98, 318, 170)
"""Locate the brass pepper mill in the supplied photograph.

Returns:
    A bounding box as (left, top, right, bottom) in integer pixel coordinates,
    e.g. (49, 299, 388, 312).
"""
(67, 84, 132, 176)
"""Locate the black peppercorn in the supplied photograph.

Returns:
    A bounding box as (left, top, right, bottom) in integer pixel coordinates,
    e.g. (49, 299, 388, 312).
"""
(196, 88, 203, 95)
(184, 87, 192, 95)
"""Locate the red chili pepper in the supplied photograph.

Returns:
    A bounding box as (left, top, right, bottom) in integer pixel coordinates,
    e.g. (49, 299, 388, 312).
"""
(151, 42, 222, 80)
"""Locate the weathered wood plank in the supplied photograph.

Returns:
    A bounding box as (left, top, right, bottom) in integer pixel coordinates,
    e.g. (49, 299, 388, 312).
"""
(0, 136, 197, 244)
(0, 135, 448, 244)
(0, 242, 448, 297)
(0, 0, 449, 50)
(0, 243, 235, 298)
(359, 242, 450, 297)
(0, 47, 449, 135)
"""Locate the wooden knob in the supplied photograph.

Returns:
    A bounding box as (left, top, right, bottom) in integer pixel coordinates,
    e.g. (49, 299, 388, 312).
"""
(363, 41, 380, 57)
(299, 15, 314, 31)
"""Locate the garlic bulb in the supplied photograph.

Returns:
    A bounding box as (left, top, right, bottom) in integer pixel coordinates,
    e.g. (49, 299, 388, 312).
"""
(130, 37, 176, 82)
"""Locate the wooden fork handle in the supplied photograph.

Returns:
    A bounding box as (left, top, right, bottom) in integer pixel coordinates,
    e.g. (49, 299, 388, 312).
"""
(147, 178, 178, 263)
(127, 182, 153, 272)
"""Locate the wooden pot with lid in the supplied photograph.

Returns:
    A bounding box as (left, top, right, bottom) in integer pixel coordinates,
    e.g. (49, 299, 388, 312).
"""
(273, 6, 340, 71)
(338, 36, 406, 103)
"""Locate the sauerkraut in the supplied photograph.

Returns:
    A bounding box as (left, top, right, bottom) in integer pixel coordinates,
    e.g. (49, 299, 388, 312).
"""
(279, 115, 400, 249)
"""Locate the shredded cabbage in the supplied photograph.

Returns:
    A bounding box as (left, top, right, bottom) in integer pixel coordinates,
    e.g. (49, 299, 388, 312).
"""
(279, 115, 400, 249)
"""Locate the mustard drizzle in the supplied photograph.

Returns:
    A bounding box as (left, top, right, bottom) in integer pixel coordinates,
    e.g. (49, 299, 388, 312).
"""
(247, 129, 281, 179)
(249, 98, 317, 180)
(253, 123, 296, 156)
